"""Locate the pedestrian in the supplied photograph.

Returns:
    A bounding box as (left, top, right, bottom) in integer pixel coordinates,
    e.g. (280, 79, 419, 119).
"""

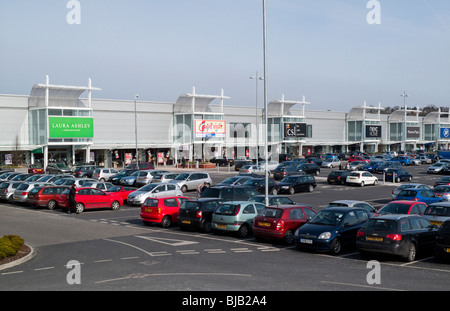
(67, 184, 77, 214)
(201, 181, 209, 193)
(196, 183, 202, 198)
(181, 157, 186, 169)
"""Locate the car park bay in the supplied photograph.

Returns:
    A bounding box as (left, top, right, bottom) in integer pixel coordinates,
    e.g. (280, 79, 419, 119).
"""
(2, 165, 450, 291)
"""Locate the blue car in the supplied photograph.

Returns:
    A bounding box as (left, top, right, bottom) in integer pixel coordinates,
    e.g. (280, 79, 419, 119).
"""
(389, 156, 411, 166)
(395, 188, 442, 205)
(362, 161, 384, 173)
(294, 207, 370, 255)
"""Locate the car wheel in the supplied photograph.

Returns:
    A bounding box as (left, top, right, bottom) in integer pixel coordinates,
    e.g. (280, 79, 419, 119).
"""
(111, 200, 121, 211)
(100, 178, 105, 182)
(330, 238, 342, 255)
(308, 185, 314, 192)
(316, 170, 320, 175)
(47, 200, 57, 210)
(271, 188, 278, 195)
(181, 185, 188, 193)
(237, 224, 250, 238)
(202, 221, 212, 233)
(408, 176, 412, 181)
(373, 179, 378, 186)
(289, 187, 295, 195)
(360, 181, 365, 187)
(283, 230, 294, 244)
(403, 242, 417, 262)
(75, 203, 85, 213)
(161, 216, 172, 228)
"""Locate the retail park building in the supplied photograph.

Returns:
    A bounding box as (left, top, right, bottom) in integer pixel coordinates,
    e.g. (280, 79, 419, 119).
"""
(1, 76, 450, 168)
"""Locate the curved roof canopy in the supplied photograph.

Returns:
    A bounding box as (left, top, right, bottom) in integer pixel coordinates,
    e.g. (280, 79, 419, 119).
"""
(268, 94, 310, 117)
(174, 87, 229, 114)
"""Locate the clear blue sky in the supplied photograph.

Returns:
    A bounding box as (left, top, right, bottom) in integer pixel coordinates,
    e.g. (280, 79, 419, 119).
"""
(1, 0, 449, 112)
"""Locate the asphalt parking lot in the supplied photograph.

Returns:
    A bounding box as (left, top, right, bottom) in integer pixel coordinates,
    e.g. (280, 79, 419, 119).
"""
(1, 163, 450, 293)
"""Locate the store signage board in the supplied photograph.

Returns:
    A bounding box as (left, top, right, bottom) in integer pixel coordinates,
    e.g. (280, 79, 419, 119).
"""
(48, 117, 94, 138)
(194, 120, 226, 138)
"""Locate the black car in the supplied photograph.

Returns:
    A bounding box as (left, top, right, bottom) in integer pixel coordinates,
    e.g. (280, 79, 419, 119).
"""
(248, 195, 298, 206)
(210, 157, 234, 167)
(109, 169, 139, 185)
(384, 168, 413, 182)
(177, 198, 223, 233)
(241, 178, 279, 195)
(277, 175, 317, 194)
(200, 186, 261, 201)
(73, 165, 100, 178)
(273, 164, 304, 181)
(435, 219, 450, 262)
(234, 160, 254, 171)
(356, 214, 437, 262)
(305, 156, 322, 166)
(217, 176, 254, 186)
(296, 163, 320, 175)
(327, 170, 350, 185)
(434, 176, 450, 187)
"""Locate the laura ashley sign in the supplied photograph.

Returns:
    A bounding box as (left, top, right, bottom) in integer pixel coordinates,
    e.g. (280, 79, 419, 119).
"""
(48, 117, 94, 138)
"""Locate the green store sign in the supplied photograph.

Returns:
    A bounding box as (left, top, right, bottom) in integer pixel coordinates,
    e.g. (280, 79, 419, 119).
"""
(48, 117, 94, 138)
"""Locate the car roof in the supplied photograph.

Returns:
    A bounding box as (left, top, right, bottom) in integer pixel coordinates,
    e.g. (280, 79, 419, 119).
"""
(319, 206, 366, 213)
(266, 204, 311, 209)
(370, 214, 419, 221)
(330, 200, 368, 205)
(428, 202, 450, 207)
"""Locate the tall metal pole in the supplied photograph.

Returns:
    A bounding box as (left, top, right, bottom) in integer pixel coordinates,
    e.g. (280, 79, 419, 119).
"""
(135, 94, 139, 167)
(250, 71, 263, 166)
(401, 91, 408, 151)
(263, 0, 269, 206)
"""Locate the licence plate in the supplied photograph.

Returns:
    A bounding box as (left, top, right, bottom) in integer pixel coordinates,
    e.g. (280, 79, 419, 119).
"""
(329, 179, 335, 183)
(182, 220, 191, 224)
(145, 208, 153, 213)
(445, 248, 450, 253)
(431, 221, 443, 226)
(300, 238, 313, 244)
(367, 236, 383, 242)
(13, 196, 18, 200)
(258, 222, 271, 227)
(216, 224, 227, 229)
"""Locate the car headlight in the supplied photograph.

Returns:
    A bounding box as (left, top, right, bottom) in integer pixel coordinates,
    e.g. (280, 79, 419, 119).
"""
(318, 232, 331, 240)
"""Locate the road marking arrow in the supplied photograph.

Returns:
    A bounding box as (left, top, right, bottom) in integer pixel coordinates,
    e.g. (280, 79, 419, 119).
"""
(135, 235, 199, 247)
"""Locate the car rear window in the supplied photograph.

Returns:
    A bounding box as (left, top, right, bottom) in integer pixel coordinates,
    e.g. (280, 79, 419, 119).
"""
(363, 219, 396, 232)
(17, 184, 30, 190)
(258, 207, 283, 218)
(215, 203, 239, 215)
(424, 205, 450, 216)
(181, 201, 202, 210)
(398, 190, 417, 197)
(378, 203, 411, 214)
(201, 188, 220, 198)
(143, 198, 159, 207)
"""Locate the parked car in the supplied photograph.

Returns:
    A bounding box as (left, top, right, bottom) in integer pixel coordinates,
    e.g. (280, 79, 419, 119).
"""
(434, 176, 450, 187)
(124, 162, 155, 171)
(277, 175, 316, 194)
(169, 172, 213, 193)
(321, 158, 341, 169)
(305, 156, 323, 166)
(395, 188, 442, 205)
(177, 198, 223, 232)
(324, 200, 377, 215)
(109, 169, 138, 185)
(10, 173, 34, 183)
(239, 165, 266, 176)
(136, 169, 169, 186)
(384, 168, 413, 182)
(151, 172, 179, 184)
(48, 174, 74, 184)
(390, 156, 411, 166)
(272, 165, 304, 181)
(140, 196, 190, 228)
(346, 171, 378, 187)
(348, 156, 369, 163)
(119, 171, 141, 186)
(0, 181, 24, 202)
(253, 205, 317, 244)
(93, 168, 119, 182)
(427, 162, 449, 174)
(297, 163, 320, 176)
(249, 195, 297, 206)
(200, 186, 260, 201)
(59, 187, 123, 213)
(361, 161, 384, 173)
(27, 164, 45, 174)
(392, 183, 432, 199)
(105, 185, 136, 203)
(419, 155, 432, 164)
(294, 207, 370, 255)
(348, 161, 366, 171)
(26, 185, 70, 209)
(46, 162, 72, 174)
(433, 185, 450, 202)
(421, 202, 450, 228)
(211, 201, 266, 237)
(12, 182, 51, 204)
(356, 214, 437, 262)
(73, 165, 100, 178)
(241, 178, 279, 195)
(327, 170, 350, 185)
(375, 200, 427, 216)
(127, 183, 183, 205)
(258, 161, 280, 172)
(83, 181, 114, 191)
(234, 160, 253, 172)
(435, 219, 450, 261)
(217, 176, 254, 187)
(373, 161, 402, 174)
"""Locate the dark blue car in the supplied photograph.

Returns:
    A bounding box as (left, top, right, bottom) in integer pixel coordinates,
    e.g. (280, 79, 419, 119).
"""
(294, 207, 370, 255)
(384, 168, 413, 182)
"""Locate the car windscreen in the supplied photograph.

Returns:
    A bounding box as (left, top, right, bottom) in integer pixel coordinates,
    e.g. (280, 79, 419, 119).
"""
(181, 201, 202, 210)
(201, 188, 220, 198)
(139, 184, 157, 192)
(215, 203, 239, 215)
(108, 186, 122, 192)
(258, 207, 283, 218)
(434, 186, 450, 193)
(17, 183, 30, 190)
(424, 205, 450, 216)
(363, 219, 396, 232)
(378, 203, 411, 214)
(308, 210, 345, 226)
(175, 173, 189, 180)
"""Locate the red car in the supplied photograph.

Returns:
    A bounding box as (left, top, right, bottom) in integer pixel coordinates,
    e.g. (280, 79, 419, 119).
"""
(140, 196, 190, 228)
(106, 185, 136, 203)
(348, 156, 369, 163)
(374, 200, 427, 216)
(28, 164, 45, 174)
(252, 205, 317, 244)
(59, 187, 124, 213)
(27, 186, 70, 210)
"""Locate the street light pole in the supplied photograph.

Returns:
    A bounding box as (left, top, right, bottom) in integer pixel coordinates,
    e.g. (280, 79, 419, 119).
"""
(263, 0, 269, 206)
(401, 91, 408, 151)
(134, 94, 139, 167)
(250, 72, 264, 166)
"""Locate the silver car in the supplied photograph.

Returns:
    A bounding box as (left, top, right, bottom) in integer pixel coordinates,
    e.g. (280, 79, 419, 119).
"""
(152, 172, 179, 183)
(136, 170, 170, 186)
(422, 202, 450, 227)
(433, 185, 450, 202)
(0, 181, 24, 202)
(321, 158, 341, 168)
(427, 162, 448, 174)
(93, 168, 119, 182)
(127, 183, 183, 205)
(12, 182, 51, 203)
(324, 200, 377, 214)
(169, 172, 213, 193)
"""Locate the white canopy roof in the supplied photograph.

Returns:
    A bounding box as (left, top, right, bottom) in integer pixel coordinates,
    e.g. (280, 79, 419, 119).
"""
(174, 87, 229, 114)
(268, 94, 310, 117)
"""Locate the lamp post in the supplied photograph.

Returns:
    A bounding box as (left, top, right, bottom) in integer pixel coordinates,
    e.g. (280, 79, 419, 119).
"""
(401, 91, 408, 151)
(262, 0, 269, 206)
(134, 94, 139, 167)
(249, 72, 264, 165)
